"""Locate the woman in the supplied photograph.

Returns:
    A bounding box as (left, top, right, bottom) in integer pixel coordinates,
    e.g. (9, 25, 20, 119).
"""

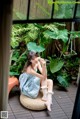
(19, 51, 54, 111)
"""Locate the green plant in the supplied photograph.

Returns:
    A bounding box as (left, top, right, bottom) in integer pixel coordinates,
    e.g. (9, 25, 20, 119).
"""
(10, 23, 80, 89)
(10, 39, 45, 77)
(49, 57, 69, 88)
(43, 23, 80, 58)
(43, 29, 68, 43)
(11, 23, 69, 56)
(11, 24, 39, 49)
(62, 30, 80, 58)
(64, 57, 79, 79)
(9, 49, 28, 77)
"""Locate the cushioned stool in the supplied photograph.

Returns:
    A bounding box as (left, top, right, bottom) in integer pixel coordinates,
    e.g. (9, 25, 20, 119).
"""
(20, 92, 47, 110)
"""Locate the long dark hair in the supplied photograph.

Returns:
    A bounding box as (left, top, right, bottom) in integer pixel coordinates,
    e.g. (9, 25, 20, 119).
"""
(23, 51, 39, 72)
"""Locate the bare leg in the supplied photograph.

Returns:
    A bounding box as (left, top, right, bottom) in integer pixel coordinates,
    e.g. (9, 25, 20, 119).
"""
(47, 79, 53, 92)
(40, 79, 53, 91)
(41, 78, 47, 86)
(45, 79, 54, 111)
(47, 79, 54, 104)
(40, 78, 48, 101)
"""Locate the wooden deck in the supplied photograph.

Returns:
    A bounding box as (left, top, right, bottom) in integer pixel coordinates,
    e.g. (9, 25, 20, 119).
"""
(8, 84, 77, 119)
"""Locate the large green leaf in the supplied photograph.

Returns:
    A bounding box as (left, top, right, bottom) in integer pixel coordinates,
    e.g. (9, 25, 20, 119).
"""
(43, 30, 58, 39)
(57, 30, 68, 43)
(43, 29, 68, 43)
(50, 59, 64, 73)
(57, 75, 69, 88)
(27, 42, 45, 52)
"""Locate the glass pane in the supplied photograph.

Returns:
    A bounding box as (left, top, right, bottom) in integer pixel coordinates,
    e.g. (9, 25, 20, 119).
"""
(53, 0, 76, 18)
(29, 0, 52, 19)
(76, 3, 80, 18)
(13, 0, 28, 20)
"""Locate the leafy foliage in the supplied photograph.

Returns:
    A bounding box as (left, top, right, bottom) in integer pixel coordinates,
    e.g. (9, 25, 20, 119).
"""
(43, 29, 68, 43)
(10, 23, 79, 89)
(11, 24, 39, 48)
(9, 50, 28, 76)
(49, 57, 69, 88)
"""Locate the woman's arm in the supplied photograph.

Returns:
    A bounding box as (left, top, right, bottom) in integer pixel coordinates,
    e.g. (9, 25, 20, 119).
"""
(39, 58, 47, 79)
(41, 63, 47, 79)
(26, 66, 45, 80)
(37, 61, 42, 73)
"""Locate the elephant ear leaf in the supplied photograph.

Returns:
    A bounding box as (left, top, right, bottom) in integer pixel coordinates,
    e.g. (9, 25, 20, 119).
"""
(27, 42, 45, 52)
(50, 59, 64, 73)
(57, 75, 69, 88)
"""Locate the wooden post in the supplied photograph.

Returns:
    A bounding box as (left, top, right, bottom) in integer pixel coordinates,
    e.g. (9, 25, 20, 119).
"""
(0, 0, 13, 112)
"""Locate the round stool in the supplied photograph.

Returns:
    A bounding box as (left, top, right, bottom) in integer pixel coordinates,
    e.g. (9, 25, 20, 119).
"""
(20, 92, 47, 110)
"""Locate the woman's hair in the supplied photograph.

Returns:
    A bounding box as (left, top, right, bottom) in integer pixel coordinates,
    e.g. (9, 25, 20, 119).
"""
(23, 51, 39, 72)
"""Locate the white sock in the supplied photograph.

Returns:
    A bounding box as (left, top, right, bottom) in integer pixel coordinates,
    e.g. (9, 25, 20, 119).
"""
(41, 86, 48, 101)
(48, 91, 54, 104)
(44, 91, 54, 111)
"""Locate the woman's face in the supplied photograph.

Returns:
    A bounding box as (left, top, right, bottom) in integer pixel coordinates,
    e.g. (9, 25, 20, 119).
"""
(31, 56, 39, 65)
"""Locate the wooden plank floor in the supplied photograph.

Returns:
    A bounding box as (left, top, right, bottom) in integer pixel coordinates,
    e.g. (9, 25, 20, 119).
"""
(8, 84, 77, 119)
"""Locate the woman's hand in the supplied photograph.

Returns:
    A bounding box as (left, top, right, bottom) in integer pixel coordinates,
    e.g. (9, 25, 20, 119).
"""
(38, 57, 46, 65)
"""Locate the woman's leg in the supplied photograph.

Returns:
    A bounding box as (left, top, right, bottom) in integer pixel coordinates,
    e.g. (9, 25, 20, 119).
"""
(47, 79, 53, 92)
(47, 79, 54, 104)
(40, 79, 53, 90)
(40, 78, 47, 86)
(40, 79, 53, 101)
(45, 79, 54, 111)
(40, 78, 48, 101)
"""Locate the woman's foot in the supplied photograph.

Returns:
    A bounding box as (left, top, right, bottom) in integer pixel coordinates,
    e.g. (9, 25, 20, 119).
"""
(42, 96, 47, 101)
(44, 102, 51, 111)
(44, 91, 54, 111)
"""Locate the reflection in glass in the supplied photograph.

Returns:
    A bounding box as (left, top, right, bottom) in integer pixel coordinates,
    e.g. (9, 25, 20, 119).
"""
(13, 0, 28, 20)
(53, 0, 76, 18)
(76, 4, 80, 18)
(29, 0, 52, 19)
